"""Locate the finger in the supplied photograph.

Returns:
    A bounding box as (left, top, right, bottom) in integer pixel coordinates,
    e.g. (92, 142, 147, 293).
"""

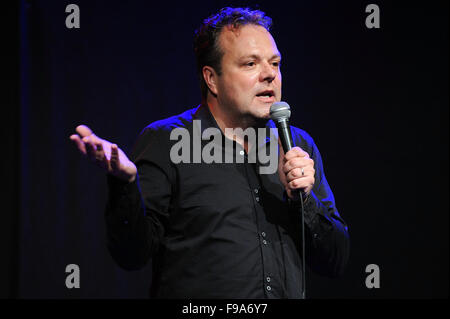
(83, 136, 96, 160)
(283, 157, 314, 172)
(288, 177, 313, 190)
(110, 144, 120, 171)
(283, 157, 314, 173)
(87, 140, 105, 167)
(93, 141, 110, 170)
(284, 147, 309, 161)
(92, 140, 105, 160)
(287, 167, 315, 182)
(89, 133, 103, 145)
(286, 167, 306, 182)
(70, 134, 87, 155)
(85, 132, 108, 159)
(76, 125, 94, 138)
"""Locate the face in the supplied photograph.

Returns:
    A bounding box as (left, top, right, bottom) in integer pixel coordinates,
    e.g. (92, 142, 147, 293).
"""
(212, 24, 282, 123)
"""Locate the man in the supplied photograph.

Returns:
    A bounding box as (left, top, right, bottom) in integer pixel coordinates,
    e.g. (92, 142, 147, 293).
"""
(70, 7, 349, 298)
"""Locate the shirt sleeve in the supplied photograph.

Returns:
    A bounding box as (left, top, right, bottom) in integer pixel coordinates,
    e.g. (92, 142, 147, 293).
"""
(104, 127, 173, 271)
(289, 132, 350, 278)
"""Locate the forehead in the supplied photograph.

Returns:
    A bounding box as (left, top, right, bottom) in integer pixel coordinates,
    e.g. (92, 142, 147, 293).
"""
(218, 24, 280, 59)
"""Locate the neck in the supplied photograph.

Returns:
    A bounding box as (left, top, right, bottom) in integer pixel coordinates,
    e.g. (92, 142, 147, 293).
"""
(206, 96, 267, 153)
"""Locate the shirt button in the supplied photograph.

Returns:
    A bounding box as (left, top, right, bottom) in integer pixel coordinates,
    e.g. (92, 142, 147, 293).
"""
(254, 188, 259, 194)
(239, 150, 245, 156)
(313, 233, 318, 239)
(266, 276, 271, 282)
(255, 196, 260, 202)
(266, 285, 272, 291)
(262, 239, 267, 245)
(261, 232, 266, 237)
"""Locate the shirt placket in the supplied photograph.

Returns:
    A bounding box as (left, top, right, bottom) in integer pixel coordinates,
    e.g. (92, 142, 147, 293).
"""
(237, 143, 282, 299)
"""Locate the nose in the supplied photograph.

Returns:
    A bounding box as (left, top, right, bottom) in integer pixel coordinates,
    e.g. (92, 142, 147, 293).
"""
(260, 61, 277, 83)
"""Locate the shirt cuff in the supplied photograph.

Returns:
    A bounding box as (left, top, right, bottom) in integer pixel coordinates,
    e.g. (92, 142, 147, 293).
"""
(105, 173, 142, 225)
(106, 174, 138, 195)
(284, 190, 333, 233)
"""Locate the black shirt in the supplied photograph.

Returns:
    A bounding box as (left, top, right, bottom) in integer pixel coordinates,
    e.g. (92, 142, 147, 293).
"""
(105, 104, 350, 298)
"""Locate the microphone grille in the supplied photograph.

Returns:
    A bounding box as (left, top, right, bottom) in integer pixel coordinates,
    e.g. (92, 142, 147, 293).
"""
(270, 102, 291, 121)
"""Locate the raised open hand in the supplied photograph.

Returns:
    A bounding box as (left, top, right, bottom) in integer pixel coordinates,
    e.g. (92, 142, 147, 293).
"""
(70, 125, 137, 183)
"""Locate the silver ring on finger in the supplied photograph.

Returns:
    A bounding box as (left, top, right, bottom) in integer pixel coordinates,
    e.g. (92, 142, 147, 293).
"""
(301, 167, 305, 176)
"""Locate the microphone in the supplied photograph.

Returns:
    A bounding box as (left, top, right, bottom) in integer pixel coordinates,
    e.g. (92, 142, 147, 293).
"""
(269, 101, 294, 153)
(270, 101, 306, 205)
(270, 101, 307, 299)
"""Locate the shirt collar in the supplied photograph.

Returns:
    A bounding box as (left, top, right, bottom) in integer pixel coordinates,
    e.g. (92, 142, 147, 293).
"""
(192, 103, 279, 145)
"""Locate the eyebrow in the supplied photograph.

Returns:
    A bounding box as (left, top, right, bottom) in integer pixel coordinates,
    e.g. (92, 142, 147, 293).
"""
(239, 53, 282, 61)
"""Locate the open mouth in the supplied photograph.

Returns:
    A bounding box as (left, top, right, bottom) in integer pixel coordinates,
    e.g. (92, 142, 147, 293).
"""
(256, 90, 275, 98)
(256, 90, 275, 102)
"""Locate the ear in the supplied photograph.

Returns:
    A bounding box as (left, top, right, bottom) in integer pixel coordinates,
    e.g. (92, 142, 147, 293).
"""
(202, 66, 219, 96)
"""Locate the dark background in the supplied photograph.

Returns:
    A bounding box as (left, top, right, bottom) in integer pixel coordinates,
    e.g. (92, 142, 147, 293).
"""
(2, 0, 448, 298)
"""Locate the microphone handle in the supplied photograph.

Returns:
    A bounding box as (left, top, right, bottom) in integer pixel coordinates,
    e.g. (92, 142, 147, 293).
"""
(277, 119, 306, 200)
(277, 118, 307, 299)
(277, 119, 294, 152)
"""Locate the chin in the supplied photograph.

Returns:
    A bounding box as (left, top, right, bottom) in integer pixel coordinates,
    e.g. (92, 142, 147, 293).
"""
(259, 104, 272, 118)
(259, 111, 271, 119)
(249, 110, 270, 126)
(244, 102, 272, 123)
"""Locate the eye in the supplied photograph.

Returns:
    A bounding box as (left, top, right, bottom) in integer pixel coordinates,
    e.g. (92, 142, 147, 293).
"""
(245, 61, 256, 67)
(272, 61, 281, 67)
